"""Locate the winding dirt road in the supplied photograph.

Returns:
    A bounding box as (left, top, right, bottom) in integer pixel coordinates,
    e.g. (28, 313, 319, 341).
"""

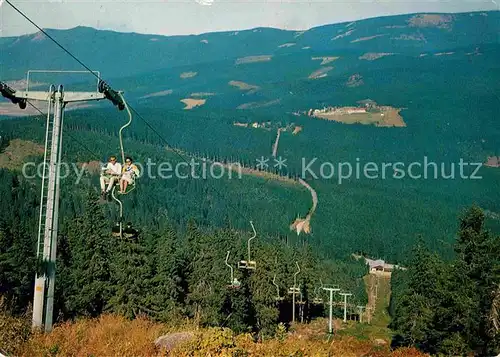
(272, 128, 283, 157)
(298, 178, 318, 220)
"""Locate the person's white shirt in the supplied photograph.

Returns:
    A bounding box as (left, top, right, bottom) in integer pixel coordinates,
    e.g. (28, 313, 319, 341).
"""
(102, 162, 122, 176)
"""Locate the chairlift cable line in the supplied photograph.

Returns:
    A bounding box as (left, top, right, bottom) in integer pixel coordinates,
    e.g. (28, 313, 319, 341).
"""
(26, 100, 102, 161)
(5, 0, 253, 225)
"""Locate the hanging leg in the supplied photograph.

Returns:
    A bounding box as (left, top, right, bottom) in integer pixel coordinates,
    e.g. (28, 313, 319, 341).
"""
(100, 176, 107, 198)
(106, 176, 116, 193)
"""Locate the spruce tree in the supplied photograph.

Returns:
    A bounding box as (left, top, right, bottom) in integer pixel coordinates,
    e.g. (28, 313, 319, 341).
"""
(108, 234, 152, 319)
(64, 191, 113, 317)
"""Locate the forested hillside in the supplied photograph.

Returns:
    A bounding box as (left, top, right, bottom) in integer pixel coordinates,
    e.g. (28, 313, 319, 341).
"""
(0, 165, 368, 342)
(1, 11, 499, 262)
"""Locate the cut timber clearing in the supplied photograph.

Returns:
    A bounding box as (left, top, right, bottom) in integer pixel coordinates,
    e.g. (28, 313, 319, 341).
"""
(359, 53, 395, 61)
(181, 151, 299, 186)
(308, 66, 333, 79)
(179, 71, 197, 79)
(139, 89, 173, 99)
(313, 107, 406, 127)
(235, 55, 272, 65)
(311, 56, 340, 65)
(0, 100, 95, 117)
(0, 139, 44, 170)
(228, 80, 260, 93)
(351, 34, 387, 43)
(363, 272, 392, 339)
(237, 99, 280, 110)
(408, 14, 453, 29)
(190, 92, 215, 97)
(180, 98, 206, 110)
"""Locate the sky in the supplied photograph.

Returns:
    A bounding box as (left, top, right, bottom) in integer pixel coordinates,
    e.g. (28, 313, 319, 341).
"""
(0, 0, 498, 37)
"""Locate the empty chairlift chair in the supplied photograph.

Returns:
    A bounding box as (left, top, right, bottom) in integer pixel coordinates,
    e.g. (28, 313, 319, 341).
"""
(225, 251, 241, 289)
(273, 274, 284, 301)
(312, 279, 324, 304)
(238, 221, 257, 270)
(288, 261, 301, 295)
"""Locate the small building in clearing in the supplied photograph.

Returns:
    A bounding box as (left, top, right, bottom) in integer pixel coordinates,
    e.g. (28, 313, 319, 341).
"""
(365, 258, 405, 273)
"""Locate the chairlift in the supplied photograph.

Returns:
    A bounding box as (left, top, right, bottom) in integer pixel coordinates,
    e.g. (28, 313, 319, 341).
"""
(111, 222, 121, 237)
(225, 251, 241, 289)
(99, 85, 138, 237)
(297, 289, 305, 305)
(111, 220, 137, 240)
(114, 91, 138, 195)
(312, 279, 324, 304)
(288, 261, 301, 295)
(312, 289, 324, 305)
(273, 274, 284, 301)
(238, 221, 257, 270)
(123, 222, 138, 239)
(111, 188, 138, 239)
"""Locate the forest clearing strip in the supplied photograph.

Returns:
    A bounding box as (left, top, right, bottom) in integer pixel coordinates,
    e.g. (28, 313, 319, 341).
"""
(272, 128, 283, 157)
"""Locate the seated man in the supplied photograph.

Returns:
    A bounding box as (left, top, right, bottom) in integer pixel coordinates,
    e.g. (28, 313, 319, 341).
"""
(100, 155, 122, 198)
(119, 156, 140, 193)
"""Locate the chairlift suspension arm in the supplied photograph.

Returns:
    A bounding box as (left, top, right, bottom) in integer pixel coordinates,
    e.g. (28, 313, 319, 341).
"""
(273, 274, 280, 299)
(248, 221, 256, 262)
(117, 92, 132, 165)
(225, 251, 234, 285)
(111, 187, 123, 238)
(293, 261, 300, 289)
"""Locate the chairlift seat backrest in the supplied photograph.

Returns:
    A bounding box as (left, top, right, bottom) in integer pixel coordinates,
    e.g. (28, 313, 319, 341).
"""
(238, 260, 248, 269)
(238, 260, 256, 270)
(313, 297, 324, 304)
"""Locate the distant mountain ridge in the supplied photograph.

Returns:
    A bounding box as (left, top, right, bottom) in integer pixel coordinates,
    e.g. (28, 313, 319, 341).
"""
(1, 11, 498, 81)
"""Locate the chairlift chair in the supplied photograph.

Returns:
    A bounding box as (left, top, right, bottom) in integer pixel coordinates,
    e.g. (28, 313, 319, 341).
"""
(111, 220, 137, 239)
(297, 290, 305, 305)
(312, 287, 324, 305)
(238, 221, 257, 270)
(111, 222, 121, 237)
(273, 274, 284, 301)
(230, 278, 241, 289)
(102, 89, 138, 238)
(312, 297, 324, 305)
(225, 251, 241, 289)
(288, 261, 301, 295)
(110, 187, 138, 239)
(313, 280, 325, 304)
(123, 222, 138, 239)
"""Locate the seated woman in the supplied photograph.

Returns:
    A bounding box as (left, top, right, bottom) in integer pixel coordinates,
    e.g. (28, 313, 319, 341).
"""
(119, 157, 140, 193)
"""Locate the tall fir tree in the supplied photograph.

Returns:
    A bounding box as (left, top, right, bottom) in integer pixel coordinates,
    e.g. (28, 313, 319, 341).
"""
(63, 191, 113, 318)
